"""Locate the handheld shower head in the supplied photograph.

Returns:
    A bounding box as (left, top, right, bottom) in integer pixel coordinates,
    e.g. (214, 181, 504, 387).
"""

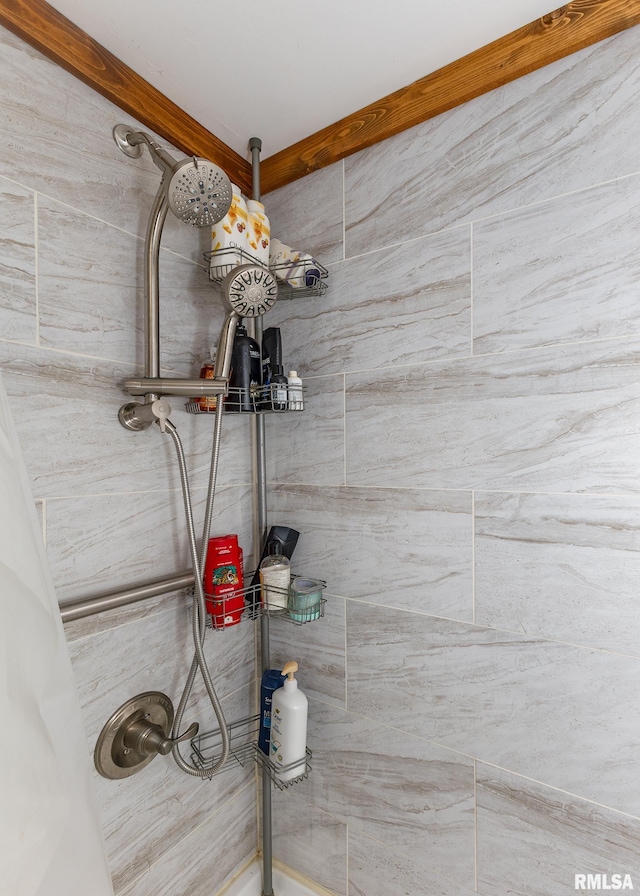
(113, 124, 232, 227)
(222, 265, 278, 318)
(215, 265, 278, 382)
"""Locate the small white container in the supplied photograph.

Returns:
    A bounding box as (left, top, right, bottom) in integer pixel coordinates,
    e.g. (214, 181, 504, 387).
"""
(270, 661, 308, 783)
(246, 199, 270, 266)
(287, 253, 321, 289)
(287, 370, 303, 411)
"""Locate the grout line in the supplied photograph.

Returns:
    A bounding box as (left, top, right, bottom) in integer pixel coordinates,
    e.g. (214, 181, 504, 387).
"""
(266, 479, 640, 502)
(331, 166, 640, 263)
(342, 373, 347, 486)
(34, 192, 40, 347)
(345, 824, 349, 894)
(327, 593, 640, 660)
(475, 759, 640, 822)
(474, 759, 479, 892)
(343, 595, 348, 710)
(469, 221, 474, 357)
(265, 480, 640, 501)
(298, 329, 640, 381)
(471, 490, 476, 626)
(342, 159, 346, 262)
(308, 694, 640, 825)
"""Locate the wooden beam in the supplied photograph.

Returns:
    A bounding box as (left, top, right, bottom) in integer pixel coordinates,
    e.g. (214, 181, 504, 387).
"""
(0, 0, 252, 194)
(261, 0, 640, 194)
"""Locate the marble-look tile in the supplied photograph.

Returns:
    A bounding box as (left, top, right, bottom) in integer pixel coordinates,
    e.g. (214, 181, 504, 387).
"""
(0, 25, 200, 260)
(265, 374, 345, 485)
(476, 764, 640, 896)
(47, 484, 252, 603)
(37, 196, 225, 370)
(265, 226, 471, 377)
(159, 249, 227, 374)
(474, 176, 640, 354)
(0, 176, 36, 343)
(264, 161, 344, 266)
(63, 589, 187, 642)
(0, 343, 251, 499)
(270, 595, 346, 707)
(301, 701, 475, 888)
(345, 27, 640, 257)
(475, 492, 640, 656)
(348, 830, 477, 896)
(117, 781, 256, 896)
(347, 602, 640, 816)
(96, 686, 255, 894)
(345, 336, 640, 493)
(37, 196, 143, 363)
(68, 598, 254, 750)
(272, 793, 347, 896)
(268, 483, 473, 620)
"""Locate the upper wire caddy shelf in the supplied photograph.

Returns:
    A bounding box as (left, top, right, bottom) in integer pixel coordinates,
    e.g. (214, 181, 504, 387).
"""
(204, 574, 327, 631)
(204, 247, 329, 300)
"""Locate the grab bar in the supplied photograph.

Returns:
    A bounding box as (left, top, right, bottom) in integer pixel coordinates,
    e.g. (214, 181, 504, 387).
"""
(59, 570, 195, 623)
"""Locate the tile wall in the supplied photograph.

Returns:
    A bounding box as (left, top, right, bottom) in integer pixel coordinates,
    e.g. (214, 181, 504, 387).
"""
(264, 24, 640, 896)
(0, 24, 257, 896)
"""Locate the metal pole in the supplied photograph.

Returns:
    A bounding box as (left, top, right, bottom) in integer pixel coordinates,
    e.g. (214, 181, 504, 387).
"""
(249, 135, 274, 896)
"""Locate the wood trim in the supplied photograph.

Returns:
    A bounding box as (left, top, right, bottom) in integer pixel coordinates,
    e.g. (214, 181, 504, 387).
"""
(1, 0, 639, 197)
(261, 0, 640, 194)
(0, 0, 253, 193)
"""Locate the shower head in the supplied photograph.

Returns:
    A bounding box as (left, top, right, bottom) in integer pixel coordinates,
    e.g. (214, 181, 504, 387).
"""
(113, 124, 233, 227)
(222, 264, 278, 318)
(215, 265, 278, 382)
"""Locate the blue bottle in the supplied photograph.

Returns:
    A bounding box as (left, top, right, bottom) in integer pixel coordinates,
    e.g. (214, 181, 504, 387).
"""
(258, 669, 286, 754)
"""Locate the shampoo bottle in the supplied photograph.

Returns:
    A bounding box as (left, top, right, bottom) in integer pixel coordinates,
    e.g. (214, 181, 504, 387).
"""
(228, 322, 261, 412)
(270, 661, 308, 782)
(258, 668, 286, 755)
(210, 184, 249, 268)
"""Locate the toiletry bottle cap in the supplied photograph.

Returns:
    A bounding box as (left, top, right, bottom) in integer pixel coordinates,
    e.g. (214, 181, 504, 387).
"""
(281, 661, 299, 690)
(288, 370, 298, 377)
(282, 662, 298, 691)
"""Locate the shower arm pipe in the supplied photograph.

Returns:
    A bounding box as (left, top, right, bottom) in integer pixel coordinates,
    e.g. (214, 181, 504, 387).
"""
(59, 570, 195, 623)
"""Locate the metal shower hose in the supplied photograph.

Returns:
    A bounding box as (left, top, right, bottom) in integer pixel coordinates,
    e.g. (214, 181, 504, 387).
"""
(164, 400, 231, 776)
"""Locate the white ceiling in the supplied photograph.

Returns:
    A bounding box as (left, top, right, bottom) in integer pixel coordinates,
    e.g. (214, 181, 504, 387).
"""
(48, 0, 558, 159)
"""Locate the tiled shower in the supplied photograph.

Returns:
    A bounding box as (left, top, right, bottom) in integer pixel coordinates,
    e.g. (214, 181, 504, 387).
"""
(2, 14, 640, 896)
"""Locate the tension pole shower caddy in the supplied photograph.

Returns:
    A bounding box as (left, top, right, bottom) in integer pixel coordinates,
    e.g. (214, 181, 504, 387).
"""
(89, 126, 326, 896)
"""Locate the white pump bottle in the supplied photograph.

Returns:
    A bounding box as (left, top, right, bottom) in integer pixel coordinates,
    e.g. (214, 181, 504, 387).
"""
(270, 661, 308, 782)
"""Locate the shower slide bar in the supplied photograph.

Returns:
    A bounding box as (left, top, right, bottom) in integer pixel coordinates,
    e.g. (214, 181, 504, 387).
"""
(59, 570, 195, 623)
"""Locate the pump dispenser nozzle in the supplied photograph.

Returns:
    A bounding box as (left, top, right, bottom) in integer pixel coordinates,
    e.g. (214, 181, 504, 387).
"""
(282, 661, 298, 682)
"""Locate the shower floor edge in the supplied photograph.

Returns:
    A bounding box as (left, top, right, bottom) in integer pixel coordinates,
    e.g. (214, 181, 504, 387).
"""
(216, 858, 335, 896)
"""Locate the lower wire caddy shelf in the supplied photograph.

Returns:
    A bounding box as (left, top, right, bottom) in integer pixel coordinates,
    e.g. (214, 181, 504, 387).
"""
(190, 714, 312, 789)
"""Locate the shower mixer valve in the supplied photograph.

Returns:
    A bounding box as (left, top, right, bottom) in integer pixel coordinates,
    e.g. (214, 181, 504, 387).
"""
(94, 691, 198, 779)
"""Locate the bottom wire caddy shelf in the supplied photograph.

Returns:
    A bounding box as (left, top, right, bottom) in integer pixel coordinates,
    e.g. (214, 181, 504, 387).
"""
(191, 714, 312, 790)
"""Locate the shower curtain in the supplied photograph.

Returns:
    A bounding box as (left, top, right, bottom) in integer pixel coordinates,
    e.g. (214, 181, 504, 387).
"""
(0, 375, 113, 896)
